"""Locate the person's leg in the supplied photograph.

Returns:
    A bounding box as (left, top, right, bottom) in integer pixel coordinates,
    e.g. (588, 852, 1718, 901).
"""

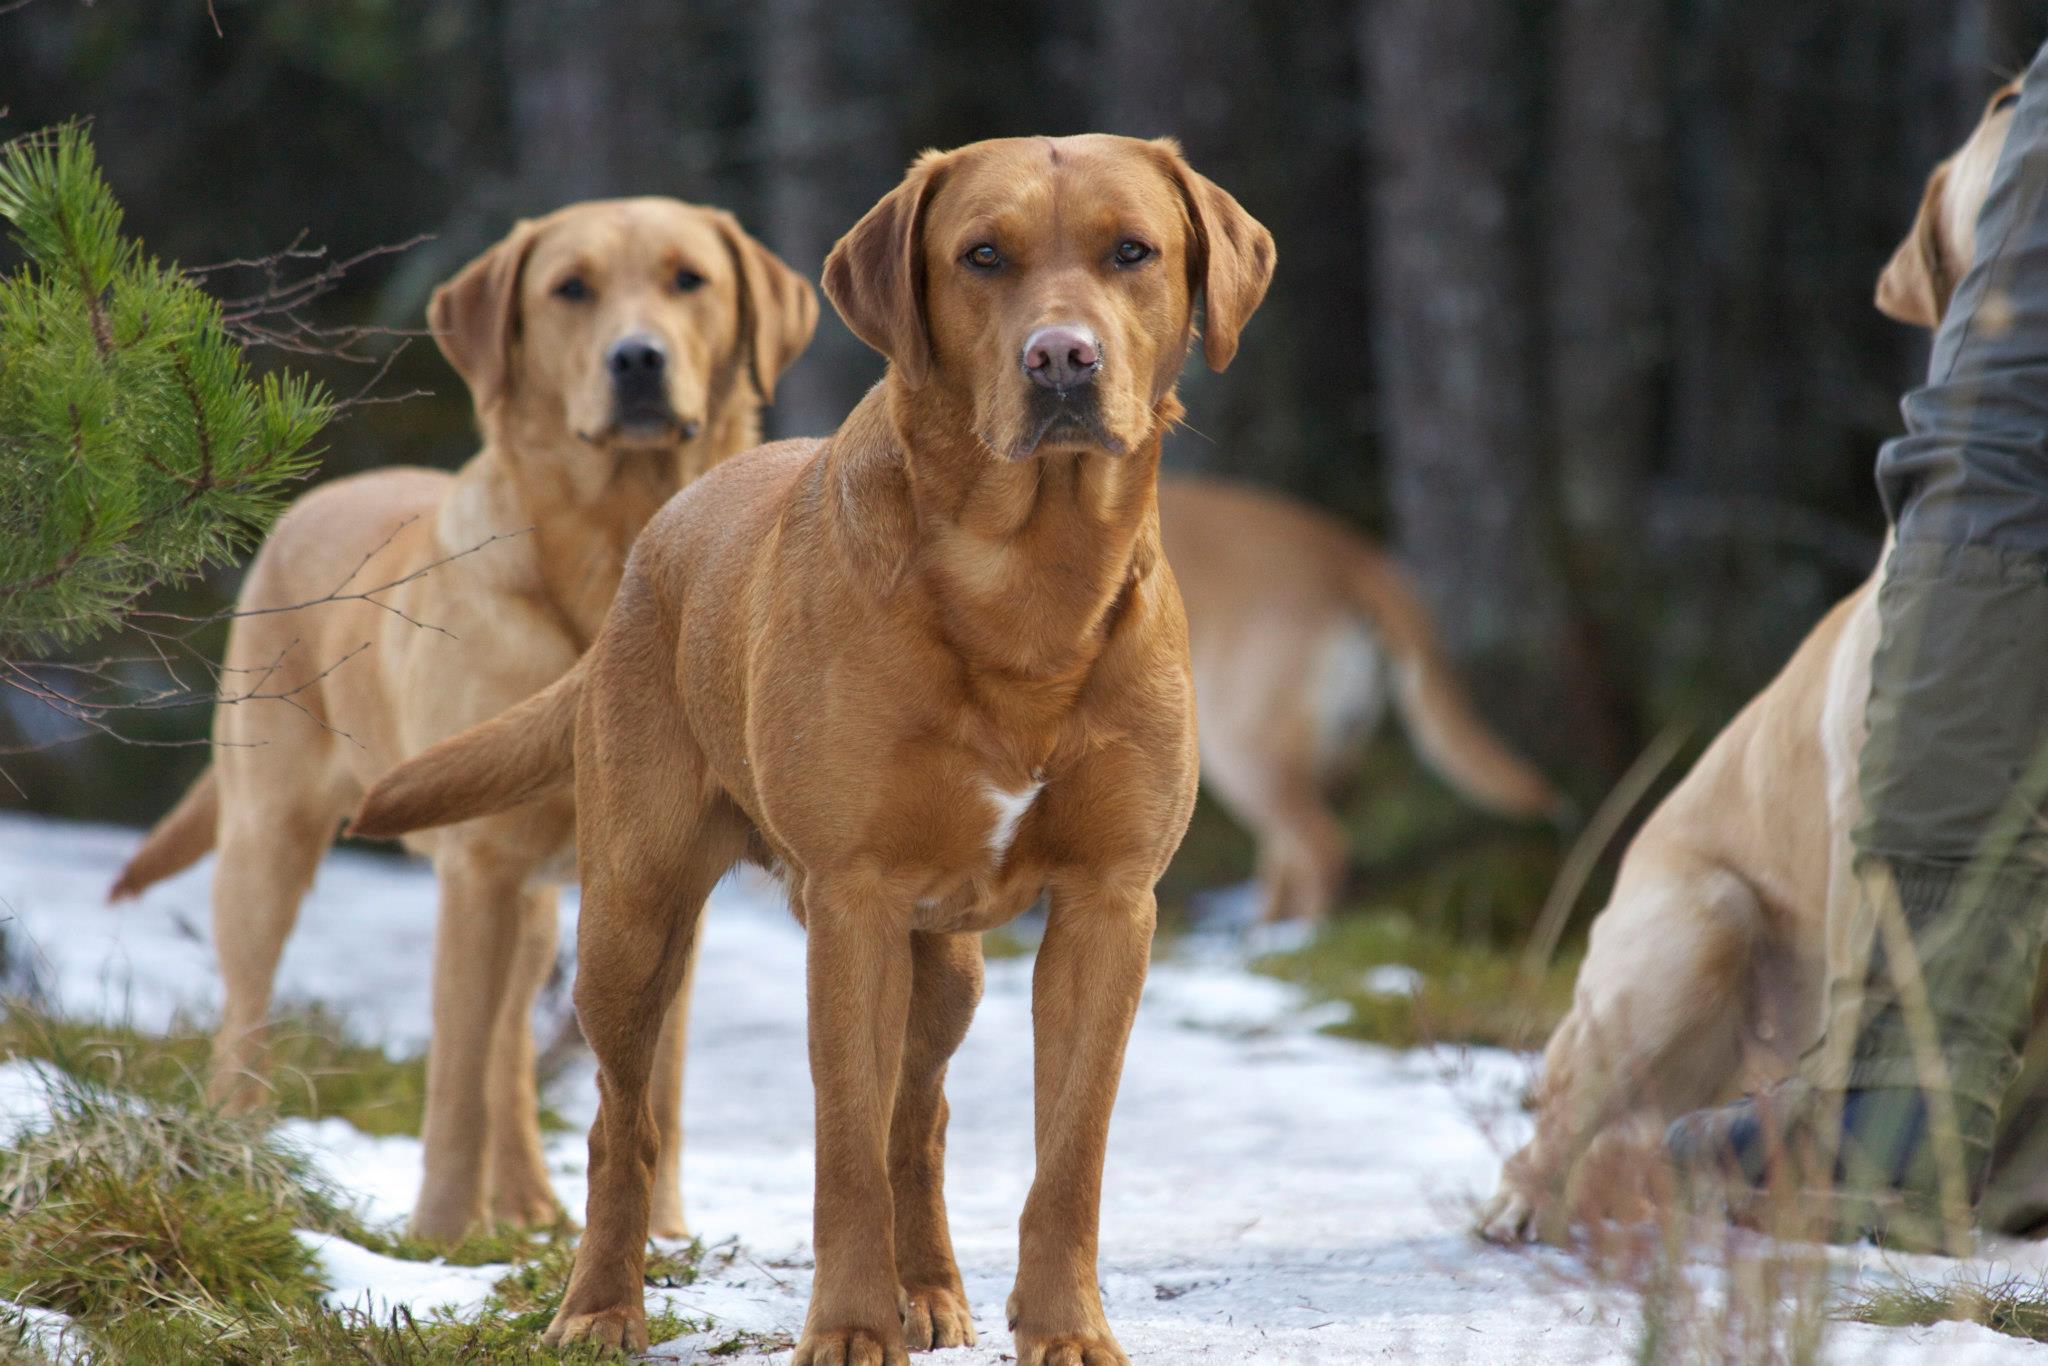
(1669, 41, 2048, 1244)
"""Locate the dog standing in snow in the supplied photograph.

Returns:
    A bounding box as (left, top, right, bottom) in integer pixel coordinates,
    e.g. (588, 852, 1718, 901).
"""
(112, 199, 816, 1242)
(354, 134, 1273, 1363)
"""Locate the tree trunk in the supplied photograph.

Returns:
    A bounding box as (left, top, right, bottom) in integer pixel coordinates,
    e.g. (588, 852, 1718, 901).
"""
(753, 0, 913, 438)
(1539, 0, 1670, 758)
(1361, 0, 1615, 778)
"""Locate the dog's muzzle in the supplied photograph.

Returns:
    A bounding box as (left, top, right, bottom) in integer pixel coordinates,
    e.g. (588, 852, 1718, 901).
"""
(606, 333, 687, 438)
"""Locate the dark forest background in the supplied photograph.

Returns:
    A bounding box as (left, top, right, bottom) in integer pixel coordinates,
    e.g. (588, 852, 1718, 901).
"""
(4, 0, 2044, 923)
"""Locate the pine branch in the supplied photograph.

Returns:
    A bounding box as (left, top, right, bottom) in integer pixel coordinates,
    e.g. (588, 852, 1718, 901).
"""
(0, 123, 436, 656)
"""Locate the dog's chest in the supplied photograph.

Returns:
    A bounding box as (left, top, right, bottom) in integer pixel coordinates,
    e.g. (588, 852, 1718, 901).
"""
(893, 759, 1060, 932)
(980, 775, 1045, 862)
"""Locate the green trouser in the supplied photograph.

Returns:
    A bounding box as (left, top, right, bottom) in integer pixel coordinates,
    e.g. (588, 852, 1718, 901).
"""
(1816, 38, 2048, 1231)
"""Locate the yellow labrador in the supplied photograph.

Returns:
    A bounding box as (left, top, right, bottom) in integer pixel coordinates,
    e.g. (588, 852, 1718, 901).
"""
(1479, 86, 2020, 1242)
(112, 198, 816, 1241)
(1160, 474, 1563, 924)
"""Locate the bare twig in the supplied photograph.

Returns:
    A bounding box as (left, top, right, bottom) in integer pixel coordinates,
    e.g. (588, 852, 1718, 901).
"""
(190, 232, 434, 378)
(0, 525, 529, 763)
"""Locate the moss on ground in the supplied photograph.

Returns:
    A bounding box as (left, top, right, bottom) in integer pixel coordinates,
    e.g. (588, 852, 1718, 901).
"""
(0, 1006, 725, 1362)
(0, 1000, 569, 1138)
(1251, 910, 1579, 1051)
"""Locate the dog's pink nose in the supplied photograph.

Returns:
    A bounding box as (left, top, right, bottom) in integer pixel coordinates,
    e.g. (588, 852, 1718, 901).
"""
(1021, 324, 1101, 391)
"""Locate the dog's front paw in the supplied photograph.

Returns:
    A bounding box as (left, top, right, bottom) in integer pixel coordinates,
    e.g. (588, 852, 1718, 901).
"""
(1015, 1331, 1130, 1366)
(900, 1284, 976, 1350)
(541, 1305, 648, 1353)
(793, 1325, 909, 1366)
(1476, 1182, 1543, 1244)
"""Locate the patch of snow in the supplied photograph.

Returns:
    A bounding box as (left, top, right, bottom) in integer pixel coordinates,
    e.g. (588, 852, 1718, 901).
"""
(0, 1299, 84, 1364)
(0, 1059, 65, 1145)
(1364, 962, 1425, 997)
(6, 812, 2048, 1362)
(299, 1231, 509, 1319)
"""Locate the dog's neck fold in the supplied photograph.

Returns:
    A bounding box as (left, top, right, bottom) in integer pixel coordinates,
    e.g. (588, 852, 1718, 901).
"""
(826, 381, 1168, 683)
(450, 385, 762, 645)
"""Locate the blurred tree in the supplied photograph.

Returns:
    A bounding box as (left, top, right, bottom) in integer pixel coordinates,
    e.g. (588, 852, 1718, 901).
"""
(0, 125, 325, 652)
(1361, 0, 1622, 778)
(754, 0, 911, 436)
(1542, 0, 1668, 755)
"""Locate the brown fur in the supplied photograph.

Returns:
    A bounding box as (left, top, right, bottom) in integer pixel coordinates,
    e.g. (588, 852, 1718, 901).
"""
(1479, 86, 2020, 1244)
(1159, 476, 1563, 923)
(355, 135, 1274, 1362)
(113, 198, 816, 1242)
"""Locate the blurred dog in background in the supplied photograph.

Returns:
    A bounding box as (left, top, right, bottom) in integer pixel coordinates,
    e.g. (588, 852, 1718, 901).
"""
(1161, 475, 1564, 924)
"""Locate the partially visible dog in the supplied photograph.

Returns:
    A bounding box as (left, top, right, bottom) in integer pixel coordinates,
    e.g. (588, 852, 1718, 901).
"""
(1478, 84, 2027, 1244)
(111, 198, 816, 1241)
(1160, 475, 1563, 923)
(353, 134, 1273, 1362)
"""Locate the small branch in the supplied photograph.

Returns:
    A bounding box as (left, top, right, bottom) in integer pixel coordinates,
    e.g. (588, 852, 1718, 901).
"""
(0, 525, 527, 762)
(192, 232, 435, 372)
(0, 508, 94, 601)
(131, 522, 530, 640)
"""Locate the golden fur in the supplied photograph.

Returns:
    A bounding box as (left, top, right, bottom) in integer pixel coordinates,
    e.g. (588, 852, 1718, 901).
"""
(112, 198, 816, 1241)
(1479, 86, 2021, 1243)
(1159, 475, 1562, 923)
(353, 135, 1274, 1362)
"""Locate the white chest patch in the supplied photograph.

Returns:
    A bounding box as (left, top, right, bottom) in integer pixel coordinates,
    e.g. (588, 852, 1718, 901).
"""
(984, 778, 1044, 862)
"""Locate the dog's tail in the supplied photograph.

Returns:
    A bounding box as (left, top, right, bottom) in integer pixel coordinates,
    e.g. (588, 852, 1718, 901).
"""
(1344, 547, 1568, 823)
(349, 665, 584, 840)
(108, 763, 220, 902)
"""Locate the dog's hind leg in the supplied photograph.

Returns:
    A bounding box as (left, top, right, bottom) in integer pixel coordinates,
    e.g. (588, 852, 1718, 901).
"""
(1206, 744, 1348, 925)
(544, 622, 747, 1352)
(545, 812, 737, 1353)
(485, 884, 567, 1229)
(891, 930, 984, 1350)
(645, 913, 703, 1240)
(1479, 866, 1761, 1244)
(207, 786, 339, 1113)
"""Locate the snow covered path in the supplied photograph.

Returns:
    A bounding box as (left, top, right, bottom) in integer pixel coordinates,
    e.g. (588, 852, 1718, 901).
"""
(2, 813, 2041, 1363)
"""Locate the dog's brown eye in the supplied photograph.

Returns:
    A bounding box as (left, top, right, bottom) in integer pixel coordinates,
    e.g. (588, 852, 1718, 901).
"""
(554, 276, 591, 302)
(964, 244, 1001, 270)
(1995, 89, 2022, 113)
(1114, 240, 1152, 266)
(673, 268, 705, 293)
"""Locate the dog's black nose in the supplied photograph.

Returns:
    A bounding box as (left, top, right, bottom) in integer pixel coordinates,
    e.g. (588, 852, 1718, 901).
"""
(607, 334, 668, 380)
(1021, 324, 1101, 391)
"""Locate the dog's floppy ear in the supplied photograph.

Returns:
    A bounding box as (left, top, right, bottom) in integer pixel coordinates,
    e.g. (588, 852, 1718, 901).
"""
(1155, 140, 1276, 372)
(429, 219, 543, 412)
(1877, 160, 1953, 329)
(712, 211, 819, 404)
(823, 150, 948, 388)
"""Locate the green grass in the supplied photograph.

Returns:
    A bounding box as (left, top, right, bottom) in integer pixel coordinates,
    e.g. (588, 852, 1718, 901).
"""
(0, 1004, 726, 1362)
(1837, 1270, 2048, 1344)
(0, 1068, 362, 1331)
(0, 1065, 716, 1362)
(0, 999, 570, 1137)
(1251, 910, 1579, 1050)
